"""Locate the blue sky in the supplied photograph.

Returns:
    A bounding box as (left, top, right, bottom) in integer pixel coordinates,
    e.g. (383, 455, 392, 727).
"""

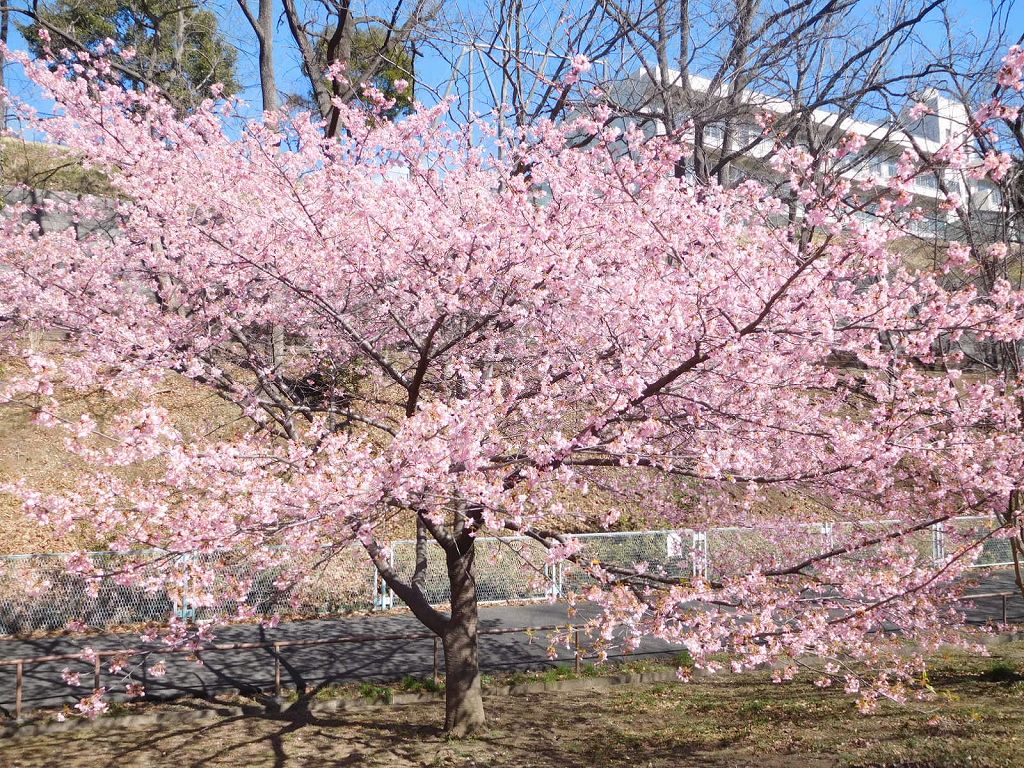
(0, 1, 467, 119)
(2, 0, 1022, 127)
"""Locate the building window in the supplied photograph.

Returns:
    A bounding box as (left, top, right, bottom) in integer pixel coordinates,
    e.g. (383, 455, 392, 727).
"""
(735, 125, 759, 146)
(870, 160, 898, 178)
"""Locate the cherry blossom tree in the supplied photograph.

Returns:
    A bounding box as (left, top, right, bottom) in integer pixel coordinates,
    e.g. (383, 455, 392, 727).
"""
(1, 39, 1024, 736)
(903, 43, 1024, 588)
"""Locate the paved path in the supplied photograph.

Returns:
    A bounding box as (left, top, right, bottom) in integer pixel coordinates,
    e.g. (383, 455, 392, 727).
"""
(0, 602, 675, 716)
(0, 571, 1020, 718)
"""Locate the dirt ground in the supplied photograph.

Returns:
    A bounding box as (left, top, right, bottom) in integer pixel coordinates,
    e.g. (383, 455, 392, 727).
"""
(3, 645, 1024, 768)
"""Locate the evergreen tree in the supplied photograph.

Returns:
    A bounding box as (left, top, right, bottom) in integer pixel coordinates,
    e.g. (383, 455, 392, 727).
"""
(286, 24, 415, 120)
(21, 0, 239, 112)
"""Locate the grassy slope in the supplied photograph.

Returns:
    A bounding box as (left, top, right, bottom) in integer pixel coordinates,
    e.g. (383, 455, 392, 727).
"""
(1, 141, 116, 551)
(0, 137, 113, 198)
(0, 369, 245, 554)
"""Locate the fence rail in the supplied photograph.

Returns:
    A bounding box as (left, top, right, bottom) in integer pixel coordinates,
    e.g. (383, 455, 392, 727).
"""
(0, 516, 1016, 636)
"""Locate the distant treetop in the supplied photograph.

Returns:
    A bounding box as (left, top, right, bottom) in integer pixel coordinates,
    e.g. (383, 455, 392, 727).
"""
(19, 0, 239, 113)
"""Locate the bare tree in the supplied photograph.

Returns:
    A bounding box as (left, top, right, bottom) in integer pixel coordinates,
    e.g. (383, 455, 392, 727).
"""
(441, 1, 1006, 189)
(278, 0, 442, 137)
(0, 4, 9, 128)
(914, 2, 1023, 254)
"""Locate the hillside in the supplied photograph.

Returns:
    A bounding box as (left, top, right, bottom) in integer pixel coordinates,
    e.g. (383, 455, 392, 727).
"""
(0, 364, 245, 555)
(0, 137, 113, 199)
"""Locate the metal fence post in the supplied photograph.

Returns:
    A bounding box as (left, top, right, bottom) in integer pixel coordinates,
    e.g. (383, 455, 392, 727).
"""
(544, 562, 561, 600)
(691, 531, 708, 581)
(821, 522, 835, 550)
(274, 642, 282, 696)
(433, 636, 440, 684)
(932, 522, 947, 563)
(173, 552, 197, 621)
(574, 627, 581, 673)
(15, 660, 23, 720)
(373, 549, 396, 611)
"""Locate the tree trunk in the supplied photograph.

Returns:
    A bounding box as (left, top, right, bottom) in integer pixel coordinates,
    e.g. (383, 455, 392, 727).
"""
(442, 537, 485, 737)
(256, 0, 278, 112)
(236, 1, 278, 112)
(363, 519, 485, 737)
(1, 6, 9, 129)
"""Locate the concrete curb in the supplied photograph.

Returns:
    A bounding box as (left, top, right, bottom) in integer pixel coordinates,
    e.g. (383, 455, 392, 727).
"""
(0, 669, 684, 741)
(983, 631, 1024, 646)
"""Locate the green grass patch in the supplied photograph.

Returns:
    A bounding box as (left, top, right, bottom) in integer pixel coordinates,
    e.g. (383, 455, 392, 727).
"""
(1, 137, 115, 197)
(357, 682, 394, 703)
(979, 659, 1024, 684)
(396, 675, 445, 694)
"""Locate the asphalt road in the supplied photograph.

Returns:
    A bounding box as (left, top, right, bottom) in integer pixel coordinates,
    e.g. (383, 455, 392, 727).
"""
(0, 602, 665, 716)
(0, 571, 1020, 718)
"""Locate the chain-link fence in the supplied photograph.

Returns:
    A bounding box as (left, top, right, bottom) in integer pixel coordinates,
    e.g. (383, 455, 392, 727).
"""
(0, 552, 174, 635)
(0, 516, 1016, 635)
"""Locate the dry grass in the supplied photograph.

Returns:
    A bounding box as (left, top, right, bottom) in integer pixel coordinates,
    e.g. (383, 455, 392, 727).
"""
(3, 645, 1024, 767)
(0, 366, 246, 554)
(0, 348, 688, 553)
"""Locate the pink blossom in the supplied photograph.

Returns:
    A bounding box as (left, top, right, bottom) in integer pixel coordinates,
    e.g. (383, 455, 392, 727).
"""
(564, 54, 592, 86)
(981, 150, 1013, 181)
(836, 132, 866, 158)
(545, 538, 584, 565)
(3, 41, 1024, 730)
(997, 45, 1024, 91)
(908, 101, 933, 120)
(75, 689, 109, 719)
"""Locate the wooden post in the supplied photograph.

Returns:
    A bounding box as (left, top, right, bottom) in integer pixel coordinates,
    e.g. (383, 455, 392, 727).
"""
(15, 660, 23, 721)
(1002, 594, 1008, 624)
(93, 655, 101, 691)
(432, 636, 440, 685)
(274, 642, 282, 697)
(574, 627, 581, 674)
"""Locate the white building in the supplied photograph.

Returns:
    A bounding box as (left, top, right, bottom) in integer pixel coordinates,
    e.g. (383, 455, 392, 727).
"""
(607, 68, 1006, 235)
